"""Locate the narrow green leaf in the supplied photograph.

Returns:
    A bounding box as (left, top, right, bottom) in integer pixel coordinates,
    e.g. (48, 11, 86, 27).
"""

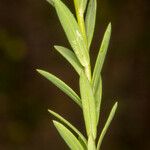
(78, 136, 87, 150)
(53, 0, 89, 67)
(53, 120, 84, 150)
(85, 0, 97, 49)
(95, 75, 102, 125)
(48, 109, 87, 147)
(54, 46, 83, 75)
(80, 71, 97, 139)
(97, 102, 118, 150)
(92, 23, 111, 92)
(37, 69, 82, 107)
(46, 0, 54, 6)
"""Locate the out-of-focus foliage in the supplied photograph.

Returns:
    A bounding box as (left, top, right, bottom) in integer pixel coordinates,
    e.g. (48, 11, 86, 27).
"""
(0, 29, 27, 61)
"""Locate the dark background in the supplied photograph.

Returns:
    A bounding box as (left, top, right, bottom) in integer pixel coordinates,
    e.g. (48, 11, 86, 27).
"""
(0, 0, 149, 149)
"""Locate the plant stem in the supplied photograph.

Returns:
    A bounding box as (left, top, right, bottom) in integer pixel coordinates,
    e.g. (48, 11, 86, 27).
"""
(85, 63, 92, 82)
(74, 2, 95, 149)
(88, 134, 96, 150)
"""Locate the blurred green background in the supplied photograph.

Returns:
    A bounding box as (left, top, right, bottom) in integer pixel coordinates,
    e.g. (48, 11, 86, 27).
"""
(0, 0, 149, 149)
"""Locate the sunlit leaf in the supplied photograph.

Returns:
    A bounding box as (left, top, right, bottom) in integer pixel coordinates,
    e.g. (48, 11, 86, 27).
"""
(53, 120, 84, 150)
(80, 71, 97, 139)
(85, 0, 97, 49)
(92, 23, 111, 92)
(97, 102, 118, 150)
(54, 46, 83, 75)
(51, 0, 89, 67)
(48, 109, 87, 147)
(37, 69, 82, 107)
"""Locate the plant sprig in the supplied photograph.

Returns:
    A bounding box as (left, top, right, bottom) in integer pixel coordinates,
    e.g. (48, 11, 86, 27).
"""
(37, 0, 118, 149)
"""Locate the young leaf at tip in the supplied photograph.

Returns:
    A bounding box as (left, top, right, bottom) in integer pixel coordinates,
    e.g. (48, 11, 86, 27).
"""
(54, 46, 83, 75)
(92, 23, 111, 93)
(37, 69, 82, 107)
(48, 109, 87, 147)
(85, 0, 97, 49)
(97, 102, 118, 150)
(80, 71, 97, 139)
(53, 0, 90, 67)
(53, 120, 84, 150)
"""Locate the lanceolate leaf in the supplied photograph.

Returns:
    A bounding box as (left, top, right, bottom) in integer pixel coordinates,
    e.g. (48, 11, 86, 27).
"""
(92, 23, 111, 92)
(53, 120, 84, 150)
(97, 102, 118, 150)
(54, 46, 83, 75)
(78, 137, 87, 150)
(94, 75, 102, 125)
(85, 0, 97, 49)
(37, 69, 82, 107)
(80, 71, 97, 139)
(51, 0, 90, 67)
(48, 109, 87, 147)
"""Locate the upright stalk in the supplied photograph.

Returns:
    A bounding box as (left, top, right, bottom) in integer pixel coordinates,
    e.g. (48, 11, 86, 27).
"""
(38, 0, 118, 149)
(85, 63, 92, 82)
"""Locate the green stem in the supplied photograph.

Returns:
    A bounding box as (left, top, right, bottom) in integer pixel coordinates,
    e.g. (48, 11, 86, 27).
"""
(85, 63, 92, 82)
(74, 1, 95, 149)
(88, 134, 96, 150)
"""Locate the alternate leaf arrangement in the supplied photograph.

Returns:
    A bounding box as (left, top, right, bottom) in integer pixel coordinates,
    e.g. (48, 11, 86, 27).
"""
(37, 0, 118, 149)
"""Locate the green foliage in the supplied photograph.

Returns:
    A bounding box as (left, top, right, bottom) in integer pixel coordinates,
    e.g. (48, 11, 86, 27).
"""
(97, 102, 118, 150)
(92, 23, 111, 94)
(53, 0, 90, 67)
(53, 120, 84, 150)
(48, 109, 87, 147)
(94, 76, 102, 125)
(85, 0, 97, 49)
(38, 0, 118, 149)
(37, 69, 82, 107)
(54, 46, 83, 74)
(80, 71, 97, 139)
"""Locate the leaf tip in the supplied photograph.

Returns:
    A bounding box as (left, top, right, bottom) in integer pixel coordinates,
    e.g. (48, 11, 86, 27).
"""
(53, 120, 59, 127)
(108, 22, 112, 32)
(36, 69, 41, 73)
(54, 45, 58, 49)
(54, 45, 61, 51)
(114, 101, 118, 107)
(112, 101, 118, 112)
(46, 0, 55, 6)
(48, 109, 51, 114)
(36, 69, 44, 74)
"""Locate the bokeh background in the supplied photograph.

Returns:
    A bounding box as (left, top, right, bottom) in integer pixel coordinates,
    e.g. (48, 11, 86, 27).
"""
(0, 0, 149, 149)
